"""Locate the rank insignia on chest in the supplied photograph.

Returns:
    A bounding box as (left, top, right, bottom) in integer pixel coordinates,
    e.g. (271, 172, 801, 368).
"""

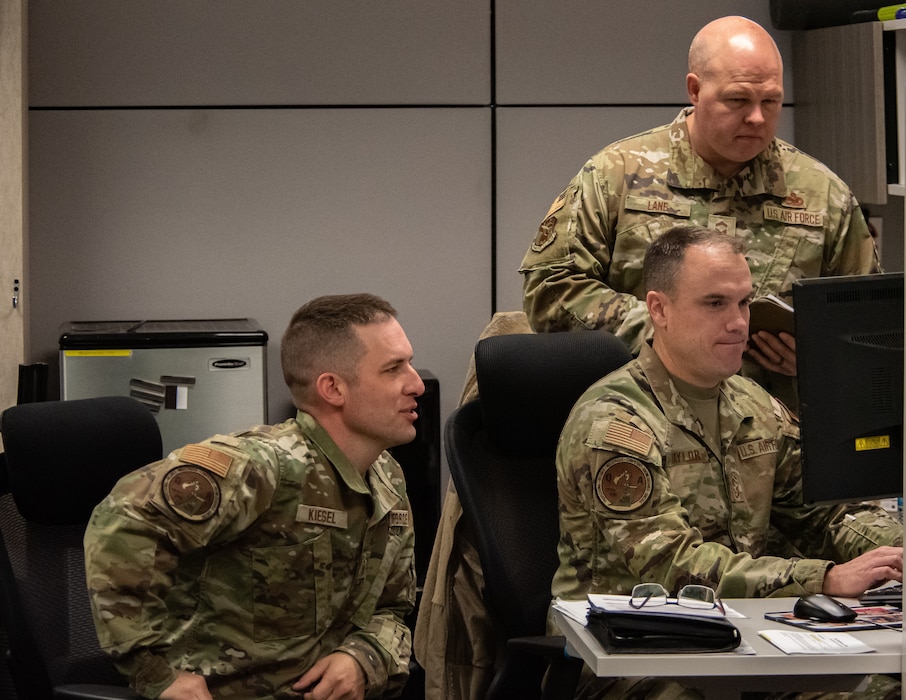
(595, 457, 653, 512)
(707, 215, 736, 237)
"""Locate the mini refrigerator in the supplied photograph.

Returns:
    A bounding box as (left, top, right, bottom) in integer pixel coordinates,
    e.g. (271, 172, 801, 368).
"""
(60, 318, 268, 455)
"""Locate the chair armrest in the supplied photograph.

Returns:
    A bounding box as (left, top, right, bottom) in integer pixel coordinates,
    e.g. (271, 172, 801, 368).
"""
(507, 635, 583, 700)
(508, 634, 571, 660)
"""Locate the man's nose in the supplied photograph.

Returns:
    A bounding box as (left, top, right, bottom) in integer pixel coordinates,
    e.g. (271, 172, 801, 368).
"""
(408, 367, 426, 397)
(731, 306, 750, 332)
(746, 104, 765, 125)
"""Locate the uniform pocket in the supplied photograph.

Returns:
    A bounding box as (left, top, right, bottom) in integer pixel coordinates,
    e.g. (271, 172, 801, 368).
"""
(754, 226, 823, 293)
(351, 529, 408, 629)
(251, 529, 332, 641)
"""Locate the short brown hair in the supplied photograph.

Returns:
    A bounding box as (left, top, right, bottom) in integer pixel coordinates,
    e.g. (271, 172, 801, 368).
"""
(281, 293, 397, 408)
(643, 225, 746, 296)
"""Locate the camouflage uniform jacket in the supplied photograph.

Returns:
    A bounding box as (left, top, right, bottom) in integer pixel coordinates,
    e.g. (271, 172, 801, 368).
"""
(520, 109, 880, 394)
(84, 411, 416, 699)
(552, 343, 902, 604)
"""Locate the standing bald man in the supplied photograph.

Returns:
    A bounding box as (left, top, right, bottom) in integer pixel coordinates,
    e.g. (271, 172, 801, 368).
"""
(520, 15, 879, 410)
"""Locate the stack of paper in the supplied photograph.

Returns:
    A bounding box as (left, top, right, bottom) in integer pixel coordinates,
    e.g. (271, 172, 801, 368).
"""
(758, 630, 875, 655)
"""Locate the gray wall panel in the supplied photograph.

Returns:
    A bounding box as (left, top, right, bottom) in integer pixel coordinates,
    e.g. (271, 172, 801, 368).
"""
(29, 108, 492, 427)
(495, 0, 794, 104)
(29, 0, 491, 106)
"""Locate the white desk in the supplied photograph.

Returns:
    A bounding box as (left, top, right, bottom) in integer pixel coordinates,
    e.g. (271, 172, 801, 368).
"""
(553, 597, 902, 699)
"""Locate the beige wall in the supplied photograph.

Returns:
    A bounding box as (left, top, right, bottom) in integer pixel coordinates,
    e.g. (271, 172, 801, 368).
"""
(0, 0, 25, 419)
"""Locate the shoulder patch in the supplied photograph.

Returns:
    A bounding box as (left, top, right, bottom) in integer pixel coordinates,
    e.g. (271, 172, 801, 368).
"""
(531, 215, 558, 252)
(545, 189, 568, 218)
(180, 443, 234, 477)
(594, 456, 653, 512)
(586, 417, 654, 458)
(770, 395, 799, 439)
(162, 466, 221, 521)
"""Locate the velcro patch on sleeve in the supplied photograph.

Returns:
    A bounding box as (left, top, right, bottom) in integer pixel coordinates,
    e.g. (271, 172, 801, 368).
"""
(586, 417, 654, 458)
(162, 466, 221, 521)
(594, 456, 653, 512)
(545, 189, 568, 218)
(180, 443, 234, 477)
(531, 215, 558, 252)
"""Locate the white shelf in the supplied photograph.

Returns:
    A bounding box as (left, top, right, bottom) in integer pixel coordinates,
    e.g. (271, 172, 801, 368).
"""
(889, 183, 905, 197)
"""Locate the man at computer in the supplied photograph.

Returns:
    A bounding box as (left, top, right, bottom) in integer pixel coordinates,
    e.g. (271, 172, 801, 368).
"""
(553, 226, 902, 699)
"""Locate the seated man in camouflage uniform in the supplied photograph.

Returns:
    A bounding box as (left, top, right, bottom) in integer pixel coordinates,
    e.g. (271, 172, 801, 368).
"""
(553, 226, 903, 699)
(84, 293, 424, 700)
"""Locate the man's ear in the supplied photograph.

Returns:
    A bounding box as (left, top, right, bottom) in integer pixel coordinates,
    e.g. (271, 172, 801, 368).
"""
(315, 372, 347, 407)
(686, 73, 701, 105)
(647, 290, 669, 329)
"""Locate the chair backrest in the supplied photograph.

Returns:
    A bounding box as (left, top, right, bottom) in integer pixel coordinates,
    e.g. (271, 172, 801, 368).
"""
(445, 331, 632, 698)
(0, 396, 162, 699)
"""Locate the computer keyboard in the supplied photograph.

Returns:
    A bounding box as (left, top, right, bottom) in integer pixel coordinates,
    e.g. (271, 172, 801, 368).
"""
(859, 582, 903, 608)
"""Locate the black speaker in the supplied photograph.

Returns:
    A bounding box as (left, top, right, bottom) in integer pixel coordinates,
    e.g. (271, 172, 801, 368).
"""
(770, 0, 893, 30)
(390, 370, 441, 587)
(16, 363, 48, 404)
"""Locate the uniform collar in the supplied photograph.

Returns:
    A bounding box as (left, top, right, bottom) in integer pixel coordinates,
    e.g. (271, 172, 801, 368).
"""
(667, 107, 788, 198)
(294, 410, 370, 495)
(636, 343, 751, 453)
(293, 411, 405, 513)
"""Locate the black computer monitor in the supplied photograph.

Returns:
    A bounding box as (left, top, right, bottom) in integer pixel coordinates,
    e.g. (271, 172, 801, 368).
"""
(793, 272, 904, 504)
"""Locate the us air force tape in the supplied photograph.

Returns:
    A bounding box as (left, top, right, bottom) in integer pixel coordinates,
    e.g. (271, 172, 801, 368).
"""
(163, 466, 221, 521)
(595, 456, 653, 512)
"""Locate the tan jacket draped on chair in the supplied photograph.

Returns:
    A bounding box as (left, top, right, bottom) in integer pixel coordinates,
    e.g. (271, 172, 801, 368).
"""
(414, 312, 533, 700)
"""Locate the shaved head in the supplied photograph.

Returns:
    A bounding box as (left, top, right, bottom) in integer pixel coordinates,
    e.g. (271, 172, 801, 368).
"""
(689, 16, 783, 81)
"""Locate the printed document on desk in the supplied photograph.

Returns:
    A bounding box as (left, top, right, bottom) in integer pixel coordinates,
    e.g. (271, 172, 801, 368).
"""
(759, 630, 876, 655)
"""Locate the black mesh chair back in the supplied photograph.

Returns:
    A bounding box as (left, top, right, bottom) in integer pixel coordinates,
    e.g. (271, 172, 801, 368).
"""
(445, 331, 632, 699)
(0, 396, 162, 699)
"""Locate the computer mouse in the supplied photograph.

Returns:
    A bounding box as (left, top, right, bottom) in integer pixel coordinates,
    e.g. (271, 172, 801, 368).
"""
(793, 594, 857, 622)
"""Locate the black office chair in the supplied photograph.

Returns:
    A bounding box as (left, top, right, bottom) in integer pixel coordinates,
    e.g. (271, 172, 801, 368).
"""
(445, 331, 633, 700)
(0, 396, 162, 700)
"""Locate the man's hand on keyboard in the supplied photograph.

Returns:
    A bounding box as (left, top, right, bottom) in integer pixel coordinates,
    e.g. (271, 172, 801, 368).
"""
(822, 546, 903, 598)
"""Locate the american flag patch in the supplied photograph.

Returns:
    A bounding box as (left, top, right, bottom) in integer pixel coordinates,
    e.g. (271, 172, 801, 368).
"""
(180, 444, 233, 477)
(603, 421, 653, 456)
